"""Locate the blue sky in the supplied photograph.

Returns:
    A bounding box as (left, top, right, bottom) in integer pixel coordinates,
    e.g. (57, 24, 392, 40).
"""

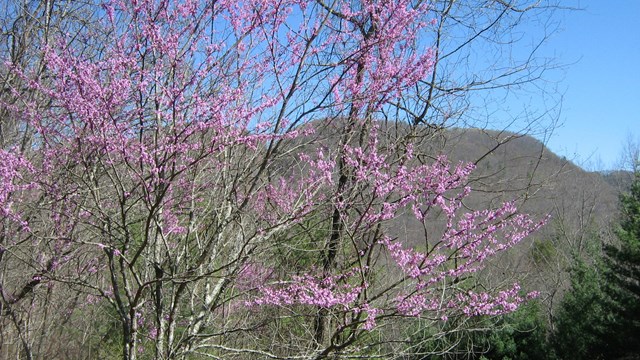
(538, 1, 640, 170)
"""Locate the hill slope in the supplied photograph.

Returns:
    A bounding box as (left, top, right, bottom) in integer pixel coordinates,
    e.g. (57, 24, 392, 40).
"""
(373, 126, 622, 315)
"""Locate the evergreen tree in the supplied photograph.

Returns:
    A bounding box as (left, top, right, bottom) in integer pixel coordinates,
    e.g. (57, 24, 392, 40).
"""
(552, 167, 640, 360)
(602, 168, 640, 357)
(551, 258, 614, 360)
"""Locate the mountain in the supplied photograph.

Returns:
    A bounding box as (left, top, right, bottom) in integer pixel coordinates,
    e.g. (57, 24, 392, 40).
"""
(387, 126, 623, 313)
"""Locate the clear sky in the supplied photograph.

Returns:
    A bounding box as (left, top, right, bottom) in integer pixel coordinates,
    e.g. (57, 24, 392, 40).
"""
(539, 1, 640, 170)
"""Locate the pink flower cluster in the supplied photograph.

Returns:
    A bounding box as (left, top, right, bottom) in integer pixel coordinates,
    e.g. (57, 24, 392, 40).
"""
(249, 270, 382, 329)
(327, 0, 434, 112)
(456, 284, 539, 317)
(0, 149, 35, 229)
(250, 272, 366, 309)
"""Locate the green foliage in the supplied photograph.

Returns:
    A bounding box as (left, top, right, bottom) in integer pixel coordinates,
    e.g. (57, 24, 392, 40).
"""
(480, 300, 549, 360)
(85, 303, 124, 359)
(602, 171, 640, 356)
(551, 258, 615, 360)
(405, 316, 483, 359)
(551, 171, 640, 360)
(530, 238, 557, 267)
(606, 171, 640, 299)
(404, 301, 549, 360)
(271, 216, 331, 271)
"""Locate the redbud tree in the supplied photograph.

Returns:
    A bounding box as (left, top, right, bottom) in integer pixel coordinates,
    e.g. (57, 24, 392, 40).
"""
(1, 0, 546, 358)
